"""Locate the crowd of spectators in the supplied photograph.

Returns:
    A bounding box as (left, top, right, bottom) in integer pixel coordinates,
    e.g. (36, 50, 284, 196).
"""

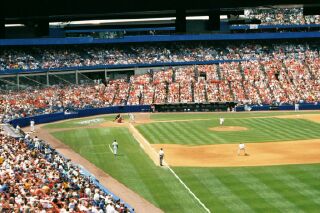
(244, 8, 320, 25)
(1, 56, 319, 122)
(175, 67, 195, 103)
(152, 69, 172, 104)
(0, 130, 131, 212)
(2, 42, 320, 72)
(0, 43, 222, 72)
(0, 42, 320, 121)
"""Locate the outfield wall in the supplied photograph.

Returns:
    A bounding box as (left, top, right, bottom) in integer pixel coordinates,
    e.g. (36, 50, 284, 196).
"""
(9, 105, 151, 128)
(9, 103, 320, 128)
(236, 103, 320, 111)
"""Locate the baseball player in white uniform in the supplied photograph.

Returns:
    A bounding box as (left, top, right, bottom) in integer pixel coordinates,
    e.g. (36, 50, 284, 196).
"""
(238, 143, 247, 156)
(34, 136, 40, 150)
(219, 117, 225, 125)
(159, 148, 164, 166)
(30, 120, 35, 132)
(128, 113, 135, 123)
(112, 140, 118, 157)
(15, 125, 21, 133)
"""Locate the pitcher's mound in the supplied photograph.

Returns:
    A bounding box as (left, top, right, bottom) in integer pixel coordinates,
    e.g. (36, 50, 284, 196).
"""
(209, 126, 248, 131)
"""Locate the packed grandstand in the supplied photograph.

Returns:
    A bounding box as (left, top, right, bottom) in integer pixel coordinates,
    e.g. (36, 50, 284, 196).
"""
(1, 41, 320, 122)
(1, 42, 320, 71)
(243, 7, 320, 25)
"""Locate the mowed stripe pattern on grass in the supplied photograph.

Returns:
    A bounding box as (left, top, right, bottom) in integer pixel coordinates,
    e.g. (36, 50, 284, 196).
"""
(175, 164, 320, 213)
(52, 126, 320, 212)
(52, 127, 207, 213)
(149, 111, 320, 121)
(137, 118, 320, 145)
(49, 112, 320, 213)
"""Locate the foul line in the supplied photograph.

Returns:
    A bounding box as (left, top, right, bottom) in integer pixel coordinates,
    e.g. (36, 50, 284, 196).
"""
(166, 166, 211, 213)
(128, 123, 211, 213)
(108, 144, 114, 154)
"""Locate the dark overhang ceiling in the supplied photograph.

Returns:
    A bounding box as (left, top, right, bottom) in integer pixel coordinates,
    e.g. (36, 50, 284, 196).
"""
(1, 0, 319, 23)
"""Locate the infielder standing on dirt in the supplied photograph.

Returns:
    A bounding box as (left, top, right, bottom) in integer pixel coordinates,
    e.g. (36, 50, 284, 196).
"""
(112, 139, 118, 157)
(238, 143, 247, 156)
(159, 148, 164, 166)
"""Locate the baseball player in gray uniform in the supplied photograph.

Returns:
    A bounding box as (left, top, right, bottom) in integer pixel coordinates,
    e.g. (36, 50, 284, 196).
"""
(159, 148, 164, 166)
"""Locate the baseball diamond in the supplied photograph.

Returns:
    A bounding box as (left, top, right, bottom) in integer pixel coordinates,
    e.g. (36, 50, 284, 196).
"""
(32, 111, 320, 213)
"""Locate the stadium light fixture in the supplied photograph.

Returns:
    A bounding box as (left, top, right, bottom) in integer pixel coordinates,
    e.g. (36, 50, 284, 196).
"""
(186, 16, 209, 20)
(50, 17, 177, 26)
(5, 24, 25, 27)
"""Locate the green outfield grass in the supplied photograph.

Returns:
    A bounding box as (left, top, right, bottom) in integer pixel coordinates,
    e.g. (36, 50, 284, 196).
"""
(48, 111, 320, 212)
(52, 127, 205, 213)
(43, 114, 129, 129)
(137, 117, 320, 145)
(44, 111, 319, 129)
(174, 164, 320, 213)
(150, 111, 320, 121)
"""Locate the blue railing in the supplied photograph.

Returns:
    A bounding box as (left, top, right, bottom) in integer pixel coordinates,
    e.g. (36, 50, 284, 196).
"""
(230, 24, 320, 30)
(235, 103, 320, 111)
(65, 27, 175, 33)
(0, 59, 251, 75)
(52, 149, 135, 212)
(9, 105, 151, 211)
(2, 31, 320, 47)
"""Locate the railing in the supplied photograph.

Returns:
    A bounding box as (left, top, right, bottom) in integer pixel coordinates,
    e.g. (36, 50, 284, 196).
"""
(4, 122, 135, 212)
(1, 31, 320, 46)
(0, 59, 251, 75)
(230, 24, 320, 30)
(235, 103, 320, 111)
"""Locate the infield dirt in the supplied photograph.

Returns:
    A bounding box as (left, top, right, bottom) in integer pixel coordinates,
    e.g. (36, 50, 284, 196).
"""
(208, 126, 248, 131)
(151, 139, 320, 167)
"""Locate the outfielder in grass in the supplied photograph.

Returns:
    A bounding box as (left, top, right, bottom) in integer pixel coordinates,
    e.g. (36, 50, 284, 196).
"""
(219, 117, 225, 125)
(112, 139, 119, 157)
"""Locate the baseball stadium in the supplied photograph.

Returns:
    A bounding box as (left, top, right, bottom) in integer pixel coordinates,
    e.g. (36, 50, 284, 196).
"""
(1, 1, 320, 212)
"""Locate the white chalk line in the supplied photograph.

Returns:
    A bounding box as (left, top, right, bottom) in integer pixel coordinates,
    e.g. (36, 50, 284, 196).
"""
(127, 124, 158, 165)
(128, 123, 211, 213)
(108, 144, 114, 154)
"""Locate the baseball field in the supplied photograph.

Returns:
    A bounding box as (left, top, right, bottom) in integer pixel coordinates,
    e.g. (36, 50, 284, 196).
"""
(40, 111, 320, 213)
